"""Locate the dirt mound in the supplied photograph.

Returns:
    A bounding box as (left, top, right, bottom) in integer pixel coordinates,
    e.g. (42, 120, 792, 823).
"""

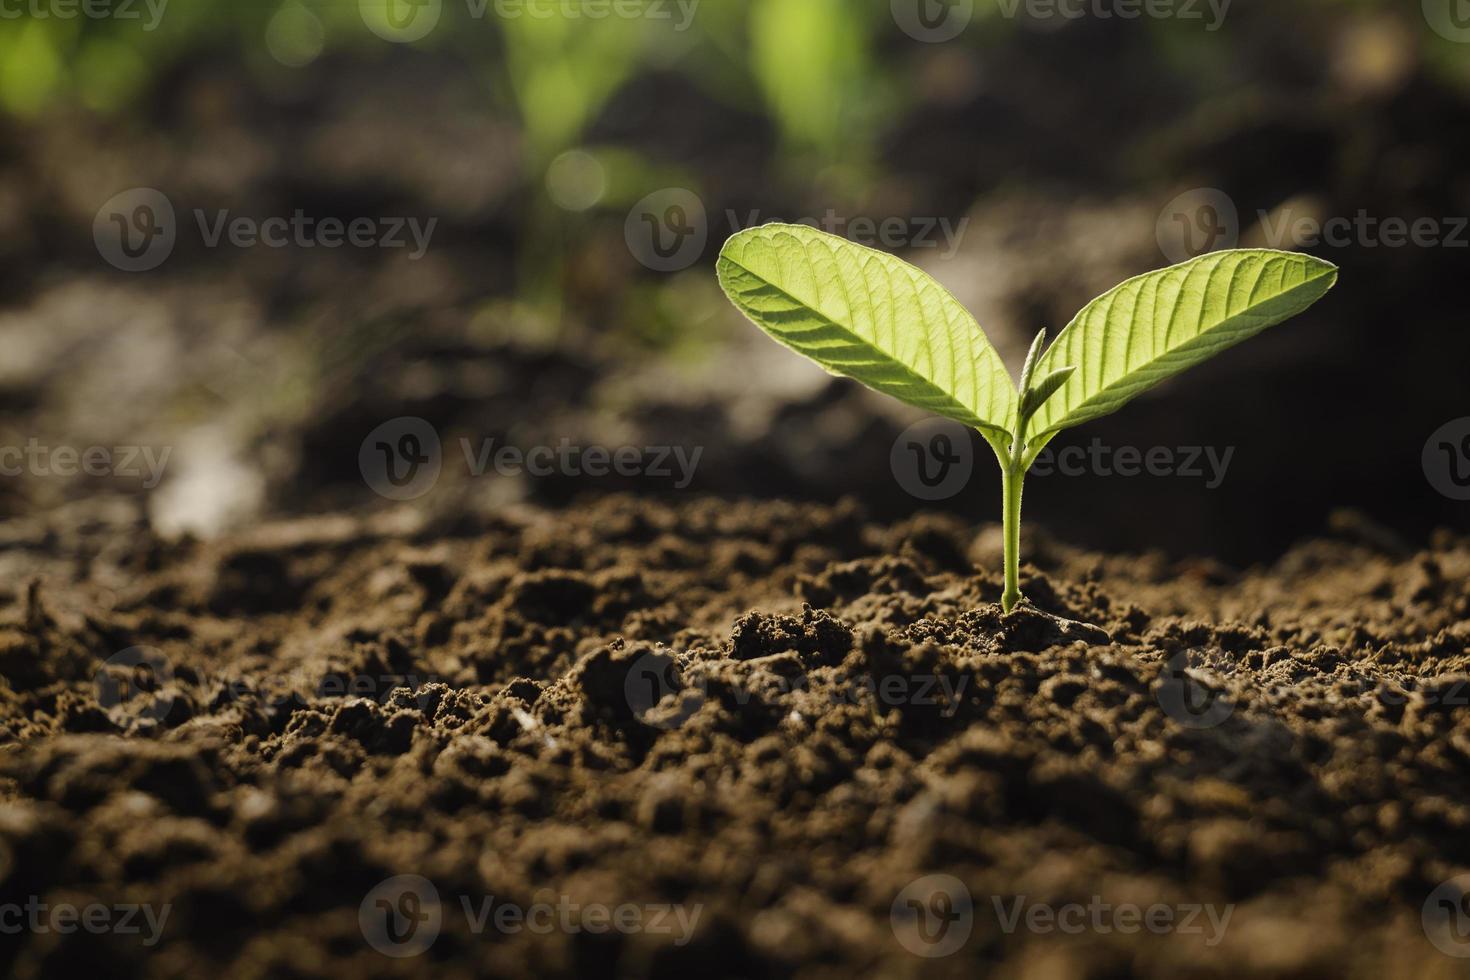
(1, 497, 1468, 977)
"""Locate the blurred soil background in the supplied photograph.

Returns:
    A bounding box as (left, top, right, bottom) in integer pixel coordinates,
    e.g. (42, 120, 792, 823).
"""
(0, 0, 1463, 560)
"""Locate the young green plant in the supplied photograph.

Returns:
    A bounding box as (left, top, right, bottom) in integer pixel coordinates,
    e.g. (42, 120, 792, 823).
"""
(716, 223, 1337, 613)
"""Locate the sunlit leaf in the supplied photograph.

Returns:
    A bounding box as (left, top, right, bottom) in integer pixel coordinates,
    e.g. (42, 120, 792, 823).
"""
(1027, 249, 1338, 440)
(718, 223, 1016, 438)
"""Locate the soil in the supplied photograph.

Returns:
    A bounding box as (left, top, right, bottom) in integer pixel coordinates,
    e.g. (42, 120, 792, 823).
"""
(1, 495, 1468, 978)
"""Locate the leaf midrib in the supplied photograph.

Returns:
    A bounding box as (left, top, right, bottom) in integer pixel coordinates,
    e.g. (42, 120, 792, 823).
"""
(718, 250, 1013, 437)
(1032, 259, 1335, 438)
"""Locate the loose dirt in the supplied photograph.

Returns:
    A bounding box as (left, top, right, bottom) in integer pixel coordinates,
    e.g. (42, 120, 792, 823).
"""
(1, 496, 1468, 977)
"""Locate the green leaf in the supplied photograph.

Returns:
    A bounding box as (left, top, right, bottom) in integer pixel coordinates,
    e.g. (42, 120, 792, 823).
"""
(717, 223, 1016, 438)
(1027, 249, 1338, 441)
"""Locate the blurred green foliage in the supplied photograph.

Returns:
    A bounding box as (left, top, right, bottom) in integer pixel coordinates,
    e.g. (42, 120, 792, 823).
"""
(4, 0, 1459, 169)
(3, 0, 1462, 348)
(748, 0, 881, 163)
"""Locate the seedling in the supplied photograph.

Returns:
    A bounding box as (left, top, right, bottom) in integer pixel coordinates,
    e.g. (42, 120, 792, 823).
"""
(717, 223, 1337, 613)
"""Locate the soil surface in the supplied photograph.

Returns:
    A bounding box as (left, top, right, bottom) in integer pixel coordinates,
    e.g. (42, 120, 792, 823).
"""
(1, 496, 1468, 978)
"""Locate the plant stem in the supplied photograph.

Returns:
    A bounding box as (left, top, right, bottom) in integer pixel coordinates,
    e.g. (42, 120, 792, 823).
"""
(1000, 456, 1025, 613)
(1001, 326, 1047, 613)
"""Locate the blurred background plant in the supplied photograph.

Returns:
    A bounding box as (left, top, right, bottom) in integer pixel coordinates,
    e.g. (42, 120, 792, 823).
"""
(0, 0, 1466, 559)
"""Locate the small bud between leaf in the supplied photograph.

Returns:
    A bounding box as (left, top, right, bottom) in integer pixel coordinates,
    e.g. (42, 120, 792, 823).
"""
(1020, 364, 1077, 423)
(1019, 328, 1049, 395)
